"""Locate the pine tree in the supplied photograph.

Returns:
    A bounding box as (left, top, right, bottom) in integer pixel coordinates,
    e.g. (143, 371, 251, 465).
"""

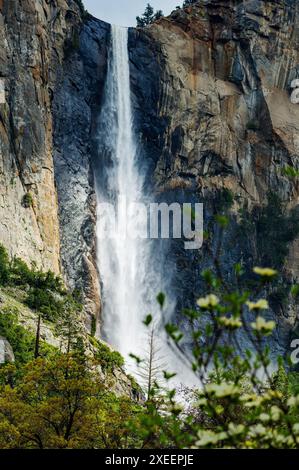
(34, 313, 41, 359)
(183, 0, 198, 7)
(136, 326, 167, 401)
(136, 4, 164, 27)
(0, 244, 9, 285)
(55, 296, 84, 354)
(154, 10, 163, 21)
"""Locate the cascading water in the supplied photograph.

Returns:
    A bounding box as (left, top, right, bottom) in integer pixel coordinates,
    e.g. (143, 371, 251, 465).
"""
(95, 25, 148, 368)
(95, 25, 196, 385)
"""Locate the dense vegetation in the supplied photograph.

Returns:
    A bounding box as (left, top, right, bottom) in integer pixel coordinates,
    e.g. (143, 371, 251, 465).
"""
(0, 244, 83, 327)
(0, 354, 140, 449)
(1, 220, 299, 448)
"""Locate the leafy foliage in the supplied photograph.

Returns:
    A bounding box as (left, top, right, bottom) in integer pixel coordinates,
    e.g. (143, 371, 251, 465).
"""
(129, 216, 299, 448)
(55, 296, 84, 353)
(0, 307, 54, 365)
(22, 192, 33, 208)
(282, 165, 299, 178)
(95, 340, 125, 372)
(26, 288, 63, 322)
(1, 214, 299, 448)
(0, 243, 77, 322)
(0, 354, 139, 449)
(0, 245, 9, 285)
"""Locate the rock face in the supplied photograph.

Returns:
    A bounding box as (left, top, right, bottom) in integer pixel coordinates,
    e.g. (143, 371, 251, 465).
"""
(130, 0, 299, 212)
(1, 0, 299, 355)
(0, 0, 105, 328)
(129, 0, 299, 355)
(0, 335, 15, 363)
(52, 14, 109, 329)
(0, 0, 63, 273)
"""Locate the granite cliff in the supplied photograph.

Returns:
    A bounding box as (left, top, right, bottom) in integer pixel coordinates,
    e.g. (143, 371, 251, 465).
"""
(1, 0, 299, 356)
(129, 0, 299, 355)
(0, 0, 106, 329)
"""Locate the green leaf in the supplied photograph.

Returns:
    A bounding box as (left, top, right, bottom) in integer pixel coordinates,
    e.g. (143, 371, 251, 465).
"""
(157, 292, 166, 309)
(282, 165, 299, 178)
(165, 323, 183, 343)
(201, 269, 219, 288)
(129, 353, 142, 365)
(143, 314, 153, 326)
(234, 263, 244, 277)
(163, 371, 177, 380)
(183, 308, 199, 320)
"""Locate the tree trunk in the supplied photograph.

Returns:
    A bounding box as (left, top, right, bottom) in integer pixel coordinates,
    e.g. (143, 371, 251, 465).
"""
(34, 314, 41, 359)
(147, 330, 154, 401)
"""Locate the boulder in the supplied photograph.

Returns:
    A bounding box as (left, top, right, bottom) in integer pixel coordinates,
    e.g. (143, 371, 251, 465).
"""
(0, 336, 15, 363)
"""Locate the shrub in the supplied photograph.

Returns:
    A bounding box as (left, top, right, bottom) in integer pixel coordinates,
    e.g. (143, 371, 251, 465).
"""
(246, 119, 259, 131)
(9, 255, 64, 294)
(9, 257, 35, 286)
(0, 245, 9, 285)
(22, 192, 33, 208)
(0, 244, 70, 323)
(96, 341, 124, 372)
(25, 287, 64, 322)
(0, 307, 40, 365)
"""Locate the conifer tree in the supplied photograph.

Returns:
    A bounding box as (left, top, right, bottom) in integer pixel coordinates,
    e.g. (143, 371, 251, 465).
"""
(136, 4, 164, 27)
(183, 0, 198, 7)
(136, 326, 166, 401)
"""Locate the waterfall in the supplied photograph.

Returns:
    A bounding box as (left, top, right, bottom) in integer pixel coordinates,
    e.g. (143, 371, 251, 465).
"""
(95, 25, 147, 368)
(95, 25, 196, 386)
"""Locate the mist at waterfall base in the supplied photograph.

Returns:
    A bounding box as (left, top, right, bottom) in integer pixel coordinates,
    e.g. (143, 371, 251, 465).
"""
(94, 25, 197, 388)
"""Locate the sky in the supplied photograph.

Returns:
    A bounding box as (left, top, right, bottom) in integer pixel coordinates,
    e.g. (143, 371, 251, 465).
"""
(83, 0, 181, 27)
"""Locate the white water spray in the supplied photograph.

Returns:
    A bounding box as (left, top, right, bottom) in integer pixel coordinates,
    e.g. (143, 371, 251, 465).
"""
(95, 25, 197, 386)
(96, 25, 147, 366)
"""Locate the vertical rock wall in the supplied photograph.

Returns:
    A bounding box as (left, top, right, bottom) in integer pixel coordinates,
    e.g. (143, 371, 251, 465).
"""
(0, 0, 109, 329)
(52, 14, 110, 329)
(0, 0, 65, 272)
(129, 0, 299, 355)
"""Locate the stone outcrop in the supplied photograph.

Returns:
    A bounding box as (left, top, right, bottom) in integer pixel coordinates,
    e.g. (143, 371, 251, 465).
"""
(0, 335, 15, 363)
